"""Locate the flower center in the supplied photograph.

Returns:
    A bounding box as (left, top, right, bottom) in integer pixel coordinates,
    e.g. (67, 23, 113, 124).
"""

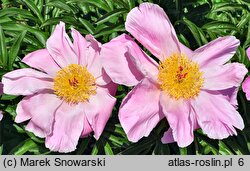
(53, 64, 96, 104)
(158, 54, 204, 100)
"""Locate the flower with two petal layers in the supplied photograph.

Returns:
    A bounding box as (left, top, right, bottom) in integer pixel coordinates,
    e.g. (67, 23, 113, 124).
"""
(242, 47, 250, 100)
(2, 22, 117, 152)
(101, 3, 247, 147)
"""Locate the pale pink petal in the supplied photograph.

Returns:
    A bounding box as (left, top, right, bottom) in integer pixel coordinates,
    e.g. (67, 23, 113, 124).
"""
(16, 91, 62, 137)
(219, 87, 238, 107)
(81, 115, 93, 138)
(242, 76, 250, 100)
(119, 78, 163, 142)
(2, 68, 53, 96)
(192, 90, 244, 139)
(126, 41, 159, 82)
(84, 88, 116, 139)
(203, 63, 247, 90)
(161, 128, 175, 144)
(192, 36, 240, 68)
(101, 34, 153, 86)
(71, 30, 111, 86)
(95, 69, 112, 86)
(22, 49, 61, 77)
(71, 28, 89, 66)
(247, 47, 250, 60)
(26, 121, 47, 138)
(0, 82, 3, 94)
(46, 102, 85, 153)
(85, 35, 112, 86)
(84, 35, 102, 78)
(180, 43, 193, 58)
(98, 80, 118, 96)
(46, 22, 78, 68)
(0, 111, 3, 121)
(125, 3, 180, 60)
(160, 93, 194, 147)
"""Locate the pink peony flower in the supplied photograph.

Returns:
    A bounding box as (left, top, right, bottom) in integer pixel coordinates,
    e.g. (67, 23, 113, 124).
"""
(247, 47, 250, 61)
(242, 47, 250, 100)
(0, 82, 2, 120)
(101, 3, 247, 147)
(2, 22, 117, 152)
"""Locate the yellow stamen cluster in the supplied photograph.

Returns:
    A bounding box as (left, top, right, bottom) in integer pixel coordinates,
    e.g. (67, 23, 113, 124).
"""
(53, 64, 96, 104)
(158, 54, 204, 100)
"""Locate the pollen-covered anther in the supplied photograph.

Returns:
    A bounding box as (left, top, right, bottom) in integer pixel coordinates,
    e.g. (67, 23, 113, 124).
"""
(53, 64, 96, 104)
(158, 54, 204, 100)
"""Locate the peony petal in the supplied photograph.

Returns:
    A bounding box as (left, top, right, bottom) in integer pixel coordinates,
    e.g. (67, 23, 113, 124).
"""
(126, 41, 159, 82)
(71, 28, 89, 66)
(26, 121, 47, 138)
(16, 91, 62, 137)
(0, 111, 3, 121)
(247, 47, 250, 60)
(101, 34, 153, 86)
(46, 102, 85, 153)
(242, 76, 250, 101)
(180, 43, 193, 58)
(160, 93, 194, 147)
(0, 82, 3, 95)
(2, 68, 53, 96)
(22, 49, 61, 77)
(80, 115, 93, 138)
(71, 30, 110, 86)
(192, 36, 240, 68)
(219, 87, 238, 107)
(95, 68, 112, 86)
(192, 90, 244, 139)
(161, 128, 175, 144)
(125, 3, 180, 60)
(84, 35, 103, 78)
(119, 78, 163, 142)
(46, 22, 78, 68)
(203, 63, 247, 90)
(83, 88, 116, 139)
(98, 80, 118, 96)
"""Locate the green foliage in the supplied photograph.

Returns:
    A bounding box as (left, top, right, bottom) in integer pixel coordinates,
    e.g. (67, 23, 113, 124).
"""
(0, 0, 250, 155)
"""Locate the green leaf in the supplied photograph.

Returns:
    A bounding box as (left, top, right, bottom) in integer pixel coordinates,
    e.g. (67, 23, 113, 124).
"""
(79, 18, 95, 34)
(0, 26, 8, 67)
(8, 30, 27, 70)
(179, 147, 187, 155)
(21, 0, 44, 23)
(153, 141, 170, 155)
(25, 131, 45, 144)
(0, 23, 47, 46)
(0, 8, 38, 22)
(177, 19, 207, 46)
(1, 94, 17, 101)
(95, 8, 127, 25)
(104, 142, 114, 155)
(91, 144, 99, 155)
(94, 24, 125, 38)
(10, 139, 38, 155)
(13, 124, 26, 134)
(119, 135, 157, 155)
(127, 0, 135, 10)
(46, 0, 74, 12)
(0, 145, 3, 155)
(69, 0, 111, 12)
(41, 16, 78, 28)
(219, 141, 234, 155)
(76, 138, 90, 155)
(202, 21, 239, 32)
